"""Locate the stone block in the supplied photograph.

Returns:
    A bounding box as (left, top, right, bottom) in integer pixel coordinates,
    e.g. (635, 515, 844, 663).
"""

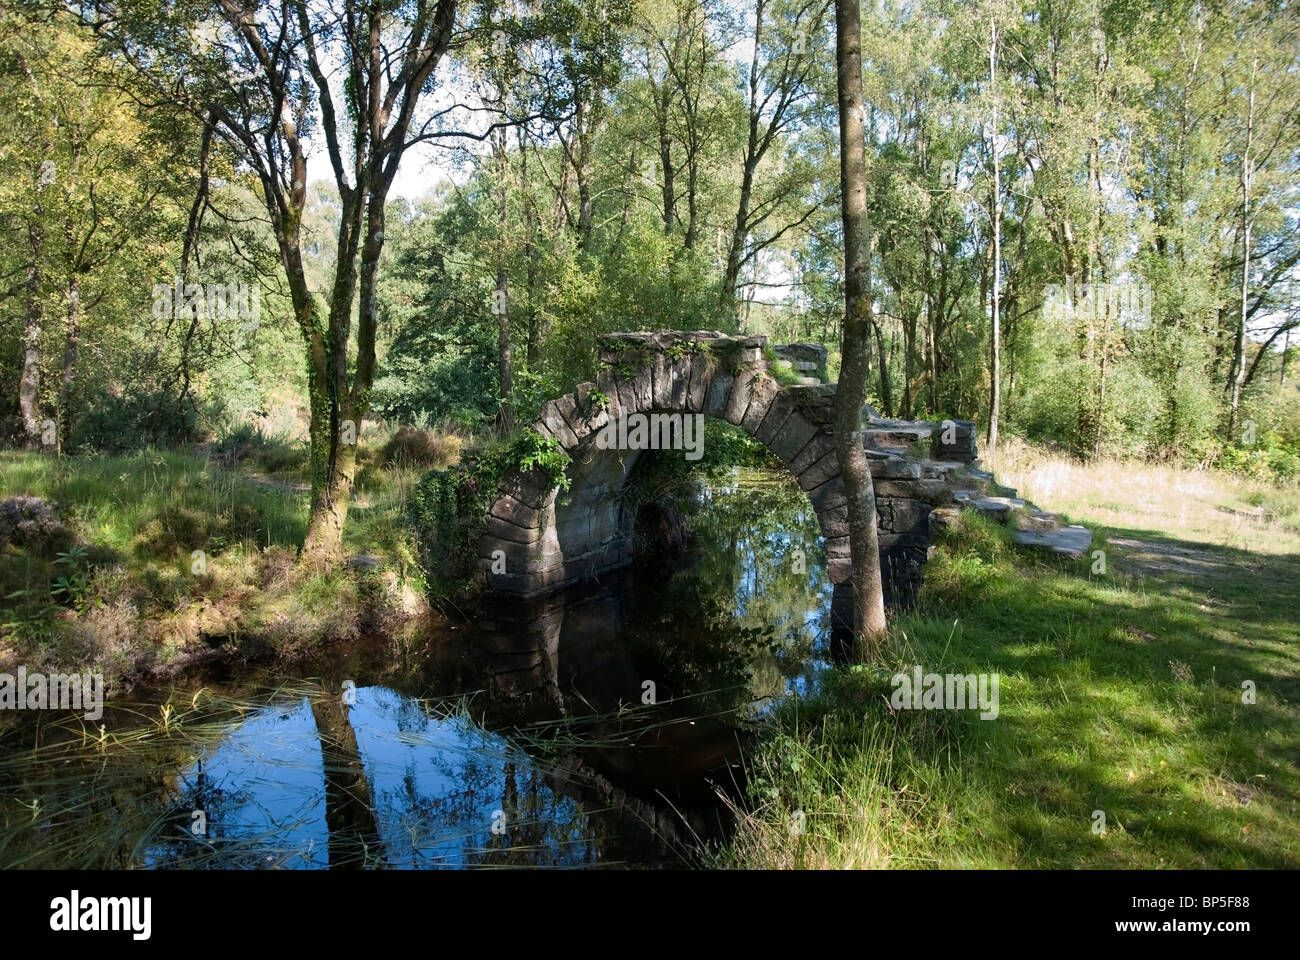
(741, 375, 780, 434)
(755, 392, 797, 448)
(723, 369, 758, 425)
(704, 370, 735, 420)
(768, 413, 819, 465)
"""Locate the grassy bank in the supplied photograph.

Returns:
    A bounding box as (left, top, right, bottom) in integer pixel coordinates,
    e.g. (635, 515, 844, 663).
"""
(724, 449, 1300, 868)
(0, 425, 461, 694)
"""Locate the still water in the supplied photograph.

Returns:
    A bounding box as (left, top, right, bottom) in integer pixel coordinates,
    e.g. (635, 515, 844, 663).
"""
(0, 468, 841, 868)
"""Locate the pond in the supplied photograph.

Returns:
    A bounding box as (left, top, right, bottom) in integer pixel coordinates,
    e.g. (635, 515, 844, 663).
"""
(0, 466, 844, 869)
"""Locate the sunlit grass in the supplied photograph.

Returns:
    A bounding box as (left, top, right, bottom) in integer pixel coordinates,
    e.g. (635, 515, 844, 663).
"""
(725, 443, 1300, 869)
(987, 437, 1300, 555)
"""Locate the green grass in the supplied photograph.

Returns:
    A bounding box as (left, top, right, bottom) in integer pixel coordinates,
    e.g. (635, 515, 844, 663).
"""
(0, 444, 433, 691)
(0, 449, 308, 556)
(724, 499, 1300, 869)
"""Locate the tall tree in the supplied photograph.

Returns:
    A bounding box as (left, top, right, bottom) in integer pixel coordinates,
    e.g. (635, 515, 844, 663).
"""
(86, 0, 458, 566)
(985, 11, 1003, 451)
(720, 0, 825, 313)
(833, 0, 886, 649)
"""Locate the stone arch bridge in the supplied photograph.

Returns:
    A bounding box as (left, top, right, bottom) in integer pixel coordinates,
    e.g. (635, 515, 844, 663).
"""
(472, 330, 1007, 600)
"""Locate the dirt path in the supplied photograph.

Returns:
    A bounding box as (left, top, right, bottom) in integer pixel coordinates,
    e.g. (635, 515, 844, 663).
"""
(1105, 536, 1228, 579)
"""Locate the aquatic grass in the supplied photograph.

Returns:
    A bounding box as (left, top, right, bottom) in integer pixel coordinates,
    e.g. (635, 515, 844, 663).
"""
(0, 678, 701, 869)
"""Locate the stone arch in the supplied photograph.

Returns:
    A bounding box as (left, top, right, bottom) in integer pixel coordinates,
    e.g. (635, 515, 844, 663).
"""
(477, 331, 853, 598)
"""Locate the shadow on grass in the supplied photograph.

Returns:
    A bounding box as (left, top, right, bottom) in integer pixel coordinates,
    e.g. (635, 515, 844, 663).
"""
(883, 523, 1300, 868)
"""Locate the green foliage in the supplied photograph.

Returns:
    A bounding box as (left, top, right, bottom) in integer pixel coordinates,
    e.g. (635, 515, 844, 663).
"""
(917, 510, 1013, 609)
(1219, 431, 1300, 483)
(70, 387, 201, 455)
(212, 423, 308, 473)
(50, 545, 94, 613)
(408, 429, 571, 598)
(618, 419, 776, 518)
(510, 430, 572, 491)
(761, 345, 802, 386)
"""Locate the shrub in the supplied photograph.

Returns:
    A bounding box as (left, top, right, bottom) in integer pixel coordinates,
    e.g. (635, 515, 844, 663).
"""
(0, 496, 74, 556)
(70, 387, 200, 454)
(379, 426, 463, 469)
(211, 423, 307, 473)
(409, 429, 570, 598)
(917, 511, 1011, 609)
(131, 504, 264, 559)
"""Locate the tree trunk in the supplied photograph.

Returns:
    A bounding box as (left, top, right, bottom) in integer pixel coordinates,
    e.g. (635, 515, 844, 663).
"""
(494, 137, 516, 433)
(574, 89, 599, 251)
(310, 692, 386, 868)
(495, 265, 515, 432)
(302, 423, 358, 565)
(614, 147, 636, 252)
(834, 0, 887, 652)
(521, 129, 540, 367)
(20, 225, 43, 451)
(902, 307, 916, 419)
(58, 276, 79, 453)
(684, 153, 699, 250)
(986, 17, 1002, 453)
(1229, 61, 1256, 436)
(657, 89, 675, 234)
(722, 157, 755, 310)
(872, 314, 891, 416)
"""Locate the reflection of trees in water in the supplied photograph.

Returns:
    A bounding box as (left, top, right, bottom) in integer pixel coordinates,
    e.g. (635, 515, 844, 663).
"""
(146, 759, 270, 869)
(2, 685, 648, 869)
(0, 692, 312, 868)
(625, 469, 832, 713)
(0, 758, 189, 868)
(0, 473, 828, 870)
(311, 695, 386, 869)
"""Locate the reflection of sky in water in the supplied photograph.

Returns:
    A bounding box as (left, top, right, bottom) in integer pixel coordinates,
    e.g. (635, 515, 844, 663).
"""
(355, 686, 596, 867)
(148, 687, 601, 869)
(102, 468, 835, 869)
(145, 696, 327, 868)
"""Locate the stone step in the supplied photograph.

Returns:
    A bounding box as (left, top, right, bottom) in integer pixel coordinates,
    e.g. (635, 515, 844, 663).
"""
(861, 426, 933, 452)
(868, 457, 923, 480)
(862, 446, 898, 459)
(1017, 510, 1061, 532)
(953, 491, 1026, 523)
(1013, 524, 1092, 558)
(921, 459, 966, 479)
(927, 506, 961, 538)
